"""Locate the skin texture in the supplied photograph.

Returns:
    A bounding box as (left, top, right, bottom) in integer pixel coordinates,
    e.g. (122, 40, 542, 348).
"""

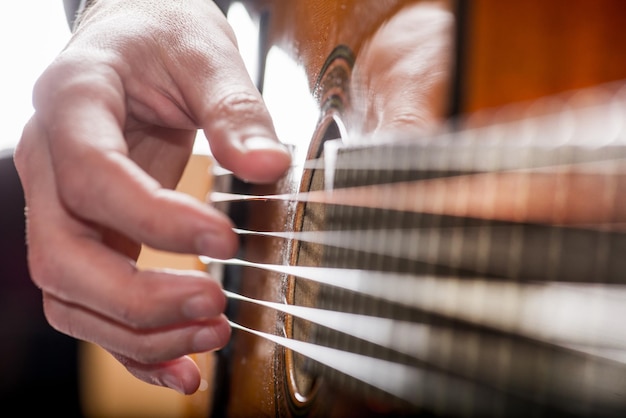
(14, 0, 290, 394)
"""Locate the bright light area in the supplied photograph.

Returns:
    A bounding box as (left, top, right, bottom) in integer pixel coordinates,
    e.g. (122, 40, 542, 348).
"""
(0, 2, 318, 157)
(0, 2, 71, 152)
(227, 2, 259, 87)
(0, 2, 240, 156)
(262, 46, 319, 150)
(228, 3, 318, 154)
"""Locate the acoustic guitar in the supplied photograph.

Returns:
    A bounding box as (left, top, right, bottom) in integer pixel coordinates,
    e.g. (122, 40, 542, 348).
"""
(80, 0, 626, 417)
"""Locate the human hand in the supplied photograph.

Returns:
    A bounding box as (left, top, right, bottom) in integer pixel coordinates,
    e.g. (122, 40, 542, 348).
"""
(14, 0, 290, 394)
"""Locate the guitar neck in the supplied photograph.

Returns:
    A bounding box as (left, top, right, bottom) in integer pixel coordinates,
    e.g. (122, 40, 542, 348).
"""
(272, 84, 626, 414)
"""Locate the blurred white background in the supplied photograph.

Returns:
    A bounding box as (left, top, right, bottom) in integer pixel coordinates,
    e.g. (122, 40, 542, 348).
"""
(0, 2, 311, 155)
(0, 2, 254, 156)
(0, 2, 71, 152)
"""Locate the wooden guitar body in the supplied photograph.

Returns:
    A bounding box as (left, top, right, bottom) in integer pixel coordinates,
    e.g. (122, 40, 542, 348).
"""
(205, 1, 626, 417)
(213, 2, 453, 416)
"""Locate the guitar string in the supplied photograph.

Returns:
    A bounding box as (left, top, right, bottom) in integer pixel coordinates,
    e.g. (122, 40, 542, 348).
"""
(228, 318, 626, 414)
(224, 288, 626, 365)
(203, 256, 626, 352)
(226, 319, 548, 413)
(212, 152, 626, 176)
(224, 289, 424, 357)
(210, 165, 626, 226)
(218, 261, 626, 406)
(209, 85, 626, 408)
(227, 319, 416, 407)
(212, 139, 626, 350)
(231, 225, 626, 284)
(231, 226, 626, 262)
(212, 154, 626, 178)
(224, 285, 626, 409)
(208, 82, 626, 178)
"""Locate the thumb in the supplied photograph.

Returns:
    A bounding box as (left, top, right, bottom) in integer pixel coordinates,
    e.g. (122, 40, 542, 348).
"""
(174, 25, 291, 183)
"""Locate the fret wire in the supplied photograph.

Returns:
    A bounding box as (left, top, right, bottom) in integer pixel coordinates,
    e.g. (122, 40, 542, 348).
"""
(332, 145, 363, 370)
(366, 142, 385, 370)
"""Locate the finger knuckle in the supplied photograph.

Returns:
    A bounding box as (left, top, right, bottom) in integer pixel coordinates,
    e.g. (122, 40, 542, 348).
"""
(54, 164, 94, 215)
(57, 176, 92, 216)
(115, 289, 149, 330)
(27, 245, 63, 293)
(32, 56, 81, 112)
(134, 337, 161, 363)
(12, 143, 28, 177)
(212, 91, 267, 122)
(33, 53, 122, 117)
(13, 122, 39, 178)
(41, 294, 73, 336)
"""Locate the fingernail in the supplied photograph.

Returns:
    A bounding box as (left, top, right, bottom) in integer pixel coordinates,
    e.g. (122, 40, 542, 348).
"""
(161, 374, 186, 394)
(192, 327, 222, 352)
(242, 136, 289, 153)
(182, 295, 222, 319)
(196, 232, 222, 257)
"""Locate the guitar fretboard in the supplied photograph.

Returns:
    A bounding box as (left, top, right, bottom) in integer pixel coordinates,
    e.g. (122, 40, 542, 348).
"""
(290, 83, 626, 416)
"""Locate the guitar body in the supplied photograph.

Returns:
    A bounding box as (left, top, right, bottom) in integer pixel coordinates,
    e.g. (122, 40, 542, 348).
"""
(205, 1, 626, 417)
(214, 2, 453, 416)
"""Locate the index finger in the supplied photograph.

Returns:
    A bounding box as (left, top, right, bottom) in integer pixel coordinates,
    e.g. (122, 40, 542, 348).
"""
(32, 65, 237, 258)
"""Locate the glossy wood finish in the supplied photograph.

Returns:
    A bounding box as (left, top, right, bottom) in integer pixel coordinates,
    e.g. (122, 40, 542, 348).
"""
(207, 1, 626, 417)
(462, 0, 626, 112)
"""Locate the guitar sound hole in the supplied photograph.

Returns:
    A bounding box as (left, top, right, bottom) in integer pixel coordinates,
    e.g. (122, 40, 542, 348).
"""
(285, 116, 434, 414)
